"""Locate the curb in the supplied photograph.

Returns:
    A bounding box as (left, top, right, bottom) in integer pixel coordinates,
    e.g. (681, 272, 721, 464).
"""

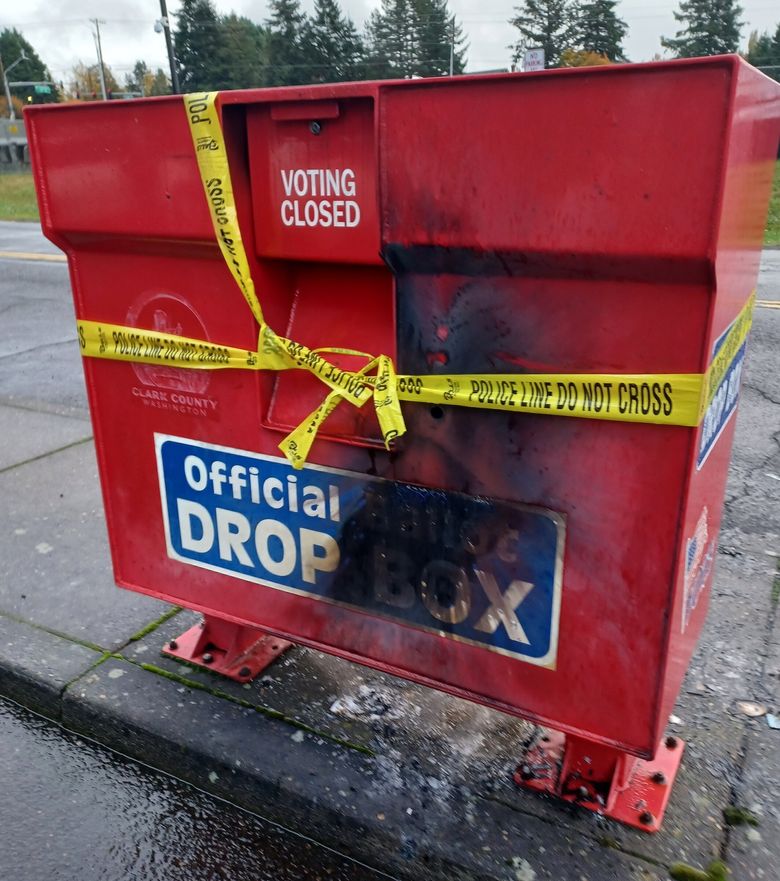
(0, 613, 672, 881)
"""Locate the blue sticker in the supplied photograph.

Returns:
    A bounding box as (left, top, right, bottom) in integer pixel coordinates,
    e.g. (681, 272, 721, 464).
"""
(155, 435, 565, 667)
(697, 319, 747, 469)
(681, 506, 715, 632)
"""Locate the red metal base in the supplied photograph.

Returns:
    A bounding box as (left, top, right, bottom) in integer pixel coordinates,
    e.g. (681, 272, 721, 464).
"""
(514, 729, 684, 832)
(162, 615, 292, 682)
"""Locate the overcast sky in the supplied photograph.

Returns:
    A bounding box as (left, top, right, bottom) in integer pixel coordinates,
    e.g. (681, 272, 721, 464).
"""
(1, 0, 778, 86)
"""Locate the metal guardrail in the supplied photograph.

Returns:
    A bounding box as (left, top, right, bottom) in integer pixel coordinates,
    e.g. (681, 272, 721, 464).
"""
(0, 118, 29, 166)
(1, 118, 27, 141)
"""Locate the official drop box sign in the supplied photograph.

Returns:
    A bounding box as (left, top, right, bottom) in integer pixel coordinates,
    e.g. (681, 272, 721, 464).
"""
(697, 311, 748, 470)
(156, 435, 565, 667)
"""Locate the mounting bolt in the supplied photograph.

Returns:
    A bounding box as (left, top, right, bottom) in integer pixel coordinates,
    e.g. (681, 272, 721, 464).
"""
(577, 785, 590, 800)
(239, 666, 252, 678)
(168, 640, 178, 651)
(651, 771, 667, 785)
(639, 811, 655, 826)
(665, 735, 679, 749)
(519, 764, 535, 781)
(310, 120, 321, 135)
(202, 652, 214, 664)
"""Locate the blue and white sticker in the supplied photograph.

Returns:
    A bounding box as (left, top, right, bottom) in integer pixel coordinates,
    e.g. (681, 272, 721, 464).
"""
(697, 316, 747, 469)
(682, 506, 715, 632)
(155, 435, 565, 668)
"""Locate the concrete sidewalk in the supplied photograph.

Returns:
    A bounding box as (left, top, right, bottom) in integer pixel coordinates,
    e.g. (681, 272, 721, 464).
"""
(1, 233, 779, 880)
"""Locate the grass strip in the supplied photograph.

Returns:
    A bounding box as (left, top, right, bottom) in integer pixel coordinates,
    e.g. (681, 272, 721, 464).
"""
(126, 607, 181, 642)
(0, 172, 39, 221)
(765, 160, 780, 247)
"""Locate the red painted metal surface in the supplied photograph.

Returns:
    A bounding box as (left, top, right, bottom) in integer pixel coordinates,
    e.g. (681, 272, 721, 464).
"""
(26, 58, 780, 828)
(162, 616, 291, 682)
(515, 731, 685, 831)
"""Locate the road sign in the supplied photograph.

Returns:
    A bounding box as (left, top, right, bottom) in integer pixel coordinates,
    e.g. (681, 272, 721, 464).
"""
(523, 48, 545, 72)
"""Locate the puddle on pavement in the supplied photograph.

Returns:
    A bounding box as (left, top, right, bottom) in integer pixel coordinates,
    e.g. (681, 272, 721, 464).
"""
(0, 698, 394, 881)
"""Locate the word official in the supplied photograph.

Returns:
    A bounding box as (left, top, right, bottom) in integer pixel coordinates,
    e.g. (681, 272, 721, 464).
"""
(280, 168, 361, 228)
(176, 450, 342, 586)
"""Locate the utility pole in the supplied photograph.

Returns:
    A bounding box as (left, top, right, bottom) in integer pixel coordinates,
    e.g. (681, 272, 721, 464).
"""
(91, 19, 108, 100)
(448, 18, 454, 76)
(0, 56, 13, 119)
(0, 49, 27, 120)
(158, 0, 180, 94)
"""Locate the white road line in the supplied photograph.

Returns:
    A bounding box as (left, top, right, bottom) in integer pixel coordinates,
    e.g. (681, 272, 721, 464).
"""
(0, 250, 66, 263)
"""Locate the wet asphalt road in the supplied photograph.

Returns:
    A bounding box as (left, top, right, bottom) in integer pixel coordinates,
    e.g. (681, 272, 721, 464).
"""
(0, 697, 394, 881)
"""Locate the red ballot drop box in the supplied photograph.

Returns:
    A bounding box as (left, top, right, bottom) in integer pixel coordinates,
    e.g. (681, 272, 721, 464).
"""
(26, 56, 780, 830)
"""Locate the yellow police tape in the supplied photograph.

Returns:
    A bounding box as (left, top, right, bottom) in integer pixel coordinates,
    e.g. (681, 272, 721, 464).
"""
(182, 91, 406, 464)
(74, 91, 755, 468)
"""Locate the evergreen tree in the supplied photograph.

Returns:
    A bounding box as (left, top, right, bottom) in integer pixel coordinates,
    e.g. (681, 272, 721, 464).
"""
(414, 0, 467, 76)
(578, 0, 627, 61)
(124, 60, 150, 95)
(746, 29, 773, 66)
(364, 0, 416, 78)
(661, 0, 744, 58)
(301, 0, 364, 83)
(221, 14, 266, 89)
(174, 0, 231, 91)
(509, 0, 581, 69)
(0, 28, 58, 104)
(364, 0, 466, 79)
(265, 0, 308, 86)
(746, 25, 780, 81)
